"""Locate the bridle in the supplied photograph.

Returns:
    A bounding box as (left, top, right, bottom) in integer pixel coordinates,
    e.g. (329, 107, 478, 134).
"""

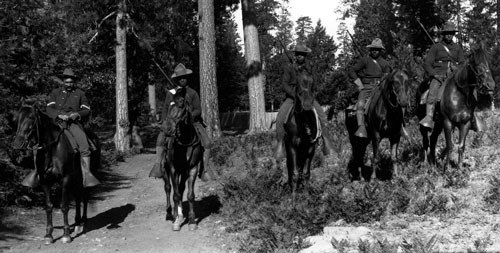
(166, 99, 199, 147)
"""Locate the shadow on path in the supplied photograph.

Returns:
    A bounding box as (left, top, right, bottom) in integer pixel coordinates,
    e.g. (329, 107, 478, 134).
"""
(72, 203, 135, 239)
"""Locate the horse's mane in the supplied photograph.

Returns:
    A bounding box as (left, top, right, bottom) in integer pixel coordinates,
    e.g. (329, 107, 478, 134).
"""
(454, 46, 489, 88)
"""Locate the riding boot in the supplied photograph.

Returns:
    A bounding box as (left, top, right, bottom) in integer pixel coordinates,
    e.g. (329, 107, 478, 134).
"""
(471, 112, 485, 132)
(275, 138, 284, 159)
(81, 156, 100, 187)
(419, 103, 435, 129)
(199, 148, 212, 181)
(22, 169, 39, 188)
(321, 128, 335, 156)
(355, 110, 368, 138)
(149, 145, 165, 178)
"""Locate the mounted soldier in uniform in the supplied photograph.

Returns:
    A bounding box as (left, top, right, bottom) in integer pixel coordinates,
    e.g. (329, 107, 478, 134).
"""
(420, 21, 483, 131)
(274, 43, 335, 159)
(23, 68, 100, 188)
(349, 38, 392, 138)
(149, 63, 211, 179)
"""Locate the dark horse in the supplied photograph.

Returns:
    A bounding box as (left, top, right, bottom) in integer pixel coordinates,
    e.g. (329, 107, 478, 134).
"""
(284, 71, 320, 195)
(12, 105, 100, 244)
(161, 90, 203, 231)
(417, 44, 495, 172)
(346, 69, 410, 181)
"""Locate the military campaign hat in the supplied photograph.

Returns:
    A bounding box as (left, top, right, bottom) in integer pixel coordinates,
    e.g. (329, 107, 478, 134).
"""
(366, 38, 385, 50)
(440, 22, 458, 33)
(171, 63, 193, 78)
(293, 43, 312, 54)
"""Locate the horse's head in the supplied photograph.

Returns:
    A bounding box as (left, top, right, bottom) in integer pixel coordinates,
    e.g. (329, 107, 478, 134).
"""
(295, 71, 314, 111)
(163, 93, 191, 139)
(468, 44, 495, 96)
(12, 106, 39, 150)
(384, 69, 410, 108)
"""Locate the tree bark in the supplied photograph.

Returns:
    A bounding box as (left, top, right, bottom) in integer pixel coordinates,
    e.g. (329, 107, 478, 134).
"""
(148, 84, 157, 121)
(198, 0, 222, 138)
(114, 0, 131, 152)
(241, 0, 268, 133)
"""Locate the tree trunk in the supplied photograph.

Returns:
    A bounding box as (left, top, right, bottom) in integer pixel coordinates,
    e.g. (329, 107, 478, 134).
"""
(114, 1, 130, 152)
(148, 84, 157, 121)
(497, 0, 500, 42)
(198, 0, 221, 139)
(241, 0, 268, 133)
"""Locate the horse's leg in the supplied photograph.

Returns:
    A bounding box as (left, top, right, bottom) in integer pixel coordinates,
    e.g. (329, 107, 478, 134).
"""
(186, 162, 198, 230)
(442, 120, 454, 174)
(42, 184, 54, 244)
(390, 138, 400, 178)
(457, 125, 469, 171)
(429, 126, 441, 167)
(370, 135, 381, 182)
(171, 163, 184, 231)
(82, 190, 88, 229)
(61, 176, 72, 243)
(286, 146, 299, 197)
(73, 190, 83, 234)
(162, 169, 173, 221)
(419, 126, 430, 165)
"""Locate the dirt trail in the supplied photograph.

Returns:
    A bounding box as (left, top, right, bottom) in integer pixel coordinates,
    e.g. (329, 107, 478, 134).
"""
(1, 153, 229, 253)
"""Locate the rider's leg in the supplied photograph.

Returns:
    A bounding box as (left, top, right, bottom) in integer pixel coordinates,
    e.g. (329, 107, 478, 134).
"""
(355, 89, 368, 138)
(69, 124, 100, 187)
(313, 100, 334, 156)
(274, 98, 294, 159)
(194, 123, 213, 181)
(149, 132, 166, 178)
(419, 78, 440, 129)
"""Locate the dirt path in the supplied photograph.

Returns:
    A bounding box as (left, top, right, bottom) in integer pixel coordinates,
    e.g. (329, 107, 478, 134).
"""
(1, 154, 229, 253)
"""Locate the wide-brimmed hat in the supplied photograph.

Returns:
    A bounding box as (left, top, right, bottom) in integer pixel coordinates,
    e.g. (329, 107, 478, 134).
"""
(60, 68, 78, 79)
(293, 43, 312, 54)
(171, 63, 193, 78)
(366, 38, 385, 50)
(440, 22, 458, 33)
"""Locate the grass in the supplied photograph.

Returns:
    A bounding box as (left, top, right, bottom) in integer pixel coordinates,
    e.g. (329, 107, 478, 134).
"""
(211, 111, 500, 252)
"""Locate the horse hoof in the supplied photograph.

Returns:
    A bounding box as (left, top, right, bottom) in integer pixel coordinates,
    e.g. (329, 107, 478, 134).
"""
(172, 223, 181, 231)
(44, 237, 54, 245)
(61, 235, 72, 244)
(188, 224, 198, 231)
(75, 225, 84, 234)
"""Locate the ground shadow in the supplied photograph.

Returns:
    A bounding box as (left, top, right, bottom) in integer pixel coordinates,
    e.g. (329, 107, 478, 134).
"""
(180, 195, 221, 227)
(0, 209, 28, 251)
(72, 203, 135, 239)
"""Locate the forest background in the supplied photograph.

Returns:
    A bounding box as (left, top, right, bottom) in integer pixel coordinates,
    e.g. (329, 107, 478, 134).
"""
(1, 0, 500, 140)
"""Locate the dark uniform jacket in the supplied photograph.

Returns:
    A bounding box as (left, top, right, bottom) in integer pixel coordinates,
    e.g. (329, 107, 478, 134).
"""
(46, 87, 90, 120)
(282, 63, 314, 99)
(424, 41, 464, 77)
(349, 56, 391, 84)
(161, 86, 201, 123)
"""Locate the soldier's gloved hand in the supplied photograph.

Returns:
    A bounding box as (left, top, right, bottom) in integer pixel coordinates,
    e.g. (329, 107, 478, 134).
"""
(354, 78, 364, 91)
(69, 113, 80, 121)
(58, 114, 69, 121)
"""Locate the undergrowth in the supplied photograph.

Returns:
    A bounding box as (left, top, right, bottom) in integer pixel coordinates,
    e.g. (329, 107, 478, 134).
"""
(212, 112, 500, 252)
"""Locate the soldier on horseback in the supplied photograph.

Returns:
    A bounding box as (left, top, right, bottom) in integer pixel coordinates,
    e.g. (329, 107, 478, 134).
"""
(23, 68, 100, 188)
(274, 43, 335, 159)
(149, 63, 211, 179)
(349, 38, 392, 138)
(420, 21, 482, 131)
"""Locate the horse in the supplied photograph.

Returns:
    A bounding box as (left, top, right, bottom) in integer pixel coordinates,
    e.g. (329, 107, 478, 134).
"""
(345, 69, 410, 181)
(417, 44, 495, 172)
(11, 105, 100, 244)
(161, 90, 203, 231)
(283, 71, 320, 195)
